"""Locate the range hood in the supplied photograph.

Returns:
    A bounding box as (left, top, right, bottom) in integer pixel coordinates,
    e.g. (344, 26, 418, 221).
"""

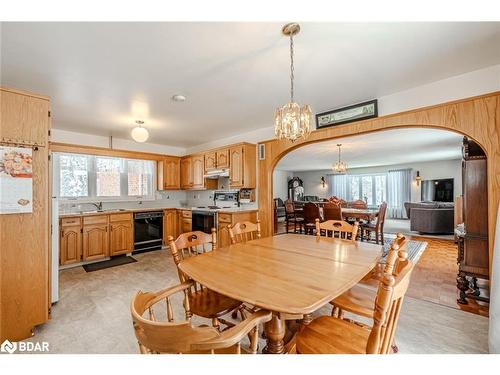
(204, 168, 229, 179)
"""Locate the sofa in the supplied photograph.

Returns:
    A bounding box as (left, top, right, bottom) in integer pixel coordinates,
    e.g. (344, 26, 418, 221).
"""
(404, 201, 455, 234)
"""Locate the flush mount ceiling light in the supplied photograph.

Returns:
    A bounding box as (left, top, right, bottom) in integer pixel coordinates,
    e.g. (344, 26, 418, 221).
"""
(332, 144, 348, 174)
(131, 120, 149, 143)
(274, 22, 312, 142)
(171, 94, 186, 102)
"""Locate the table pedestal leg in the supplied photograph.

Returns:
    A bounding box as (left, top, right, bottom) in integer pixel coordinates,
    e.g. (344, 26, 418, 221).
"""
(263, 314, 285, 354)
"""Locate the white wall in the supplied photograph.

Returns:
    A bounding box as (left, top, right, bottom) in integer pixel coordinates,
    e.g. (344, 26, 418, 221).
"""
(186, 64, 500, 154)
(51, 128, 186, 156)
(289, 159, 462, 202)
(273, 170, 293, 200)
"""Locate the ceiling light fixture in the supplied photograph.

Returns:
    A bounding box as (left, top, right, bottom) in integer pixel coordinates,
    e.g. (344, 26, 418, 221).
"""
(332, 144, 348, 174)
(274, 23, 312, 142)
(171, 94, 186, 102)
(131, 120, 149, 143)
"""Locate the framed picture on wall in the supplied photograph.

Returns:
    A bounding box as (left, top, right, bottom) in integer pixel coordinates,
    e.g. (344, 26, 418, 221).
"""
(316, 99, 378, 129)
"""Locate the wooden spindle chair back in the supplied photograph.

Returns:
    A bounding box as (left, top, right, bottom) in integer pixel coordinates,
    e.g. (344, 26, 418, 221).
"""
(131, 281, 270, 354)
(365, 258, 414, 354)
(131, 281, 204, 353)
(315, 219, 359, 241)
(228, 220, 261, 244)
(167, 229, 216, 289)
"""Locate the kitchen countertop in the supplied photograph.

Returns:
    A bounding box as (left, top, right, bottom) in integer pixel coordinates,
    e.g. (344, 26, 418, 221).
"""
(59, 206, 259, 218)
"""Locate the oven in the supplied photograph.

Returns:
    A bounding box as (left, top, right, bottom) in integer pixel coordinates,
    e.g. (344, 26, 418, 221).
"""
(133, 211, 163, 252)
(192, 210, 217, 234)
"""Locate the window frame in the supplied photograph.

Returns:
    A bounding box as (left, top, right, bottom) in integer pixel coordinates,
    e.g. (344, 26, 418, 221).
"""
(53, 152, 157, 203)
(349, 173, 387, 207)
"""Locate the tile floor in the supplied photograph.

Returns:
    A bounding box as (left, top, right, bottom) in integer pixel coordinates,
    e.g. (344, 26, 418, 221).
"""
(25, 246, 489, 354)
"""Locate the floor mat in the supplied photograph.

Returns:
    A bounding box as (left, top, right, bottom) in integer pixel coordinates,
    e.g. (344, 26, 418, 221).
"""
(83, 255, 137, 272)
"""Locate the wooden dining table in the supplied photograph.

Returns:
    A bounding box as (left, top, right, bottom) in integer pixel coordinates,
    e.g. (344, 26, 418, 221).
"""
(341, 207, 379, 222)
(178, 234, 382, 354)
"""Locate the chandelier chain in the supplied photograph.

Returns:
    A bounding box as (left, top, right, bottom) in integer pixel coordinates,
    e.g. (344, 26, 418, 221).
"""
(290, 33, 294, 102)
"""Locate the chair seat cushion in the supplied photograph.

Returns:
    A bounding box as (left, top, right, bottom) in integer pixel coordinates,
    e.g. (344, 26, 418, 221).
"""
(189, 288, 241, 318)
(296, 316, 370, 354)
(330, 284, 376, 319)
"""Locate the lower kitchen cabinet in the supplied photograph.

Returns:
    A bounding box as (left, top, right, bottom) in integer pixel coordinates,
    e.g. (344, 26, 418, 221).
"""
(163, 209, 178, 243)
(60, 222, 82, 266)
(178, 209, 192, 234)
(83, 224, 109, 261)
(109, 222, 133, 256)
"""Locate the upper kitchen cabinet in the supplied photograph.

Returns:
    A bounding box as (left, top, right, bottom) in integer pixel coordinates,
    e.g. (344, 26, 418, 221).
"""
(0, 87, 50, 146)
(180, 156, 193, 189)
(204, 151, 217, 171)
(229, 143, 256, 189)
(204, 148, 230, 172)
(157, 156, 180, 190)
(191, 154, 205, 189)
(216, 149, 230, 169)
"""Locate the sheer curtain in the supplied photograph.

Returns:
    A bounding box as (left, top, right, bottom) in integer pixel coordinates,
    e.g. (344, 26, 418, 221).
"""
(328, 174, 351, 200)
(386, 168, 412, 219)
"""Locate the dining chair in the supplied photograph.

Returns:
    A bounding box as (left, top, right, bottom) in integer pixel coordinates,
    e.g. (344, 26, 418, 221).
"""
(228, 220, 261, 244)
(295, 258, 414, 354)
(350, 199, 368, 209)
(167, 230, 243, 330)
(330, 234, 408, 320)
(131, 281, 272, 354)
(302, 202, 320, 235)
(322, 202, 342, 221)
(315, 219, 359, 241)
(285, 199, 304, 234)
(361, 202, 387, 244)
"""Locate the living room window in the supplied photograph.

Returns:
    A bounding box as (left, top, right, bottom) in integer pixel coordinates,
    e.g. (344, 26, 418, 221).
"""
(54, 152, 155, 201)
(349, 174, 387, 206)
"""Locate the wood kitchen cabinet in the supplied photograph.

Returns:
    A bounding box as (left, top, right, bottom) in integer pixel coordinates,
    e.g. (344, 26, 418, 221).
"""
(204, 149, 229, 172)
(192, 155, 205, 189)
(180, 157, 193, 189)
(181, 155, 208, 190)
(204, 151, 217, 171)
(158, 156, 180, 190)
(229, 143, 256, 189)
(109, 213, 133, 256)
(217, 211, 258, 248)
(60, 217, 82, 266)
(82, 216, 109, 261)
(178, 209, 192, 234)
(216, 149, 230, 169)
(163, 209, 178, 243)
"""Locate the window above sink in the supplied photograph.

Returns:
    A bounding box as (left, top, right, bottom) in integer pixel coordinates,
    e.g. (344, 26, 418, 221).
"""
(53, 152, 156, 202)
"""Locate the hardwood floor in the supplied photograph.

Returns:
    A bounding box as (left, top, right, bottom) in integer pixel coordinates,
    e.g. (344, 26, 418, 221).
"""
(406, 235, 489, 317)
(276, 221, 490, 317)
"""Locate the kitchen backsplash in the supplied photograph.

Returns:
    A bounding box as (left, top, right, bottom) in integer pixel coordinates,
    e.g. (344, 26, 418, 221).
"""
(58, 190, 189, 214)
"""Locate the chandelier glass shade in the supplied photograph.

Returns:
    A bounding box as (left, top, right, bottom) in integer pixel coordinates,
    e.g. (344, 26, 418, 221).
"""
(274, 23, 312, 142)
(332, 144, 348, 174)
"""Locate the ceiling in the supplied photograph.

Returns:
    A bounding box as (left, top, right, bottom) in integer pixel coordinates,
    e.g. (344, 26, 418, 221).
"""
(1, 22, 499, 147)
(275, 128, 464, 171)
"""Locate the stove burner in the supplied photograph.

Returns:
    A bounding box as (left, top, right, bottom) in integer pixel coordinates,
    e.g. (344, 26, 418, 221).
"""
(208, 205, 221, 209)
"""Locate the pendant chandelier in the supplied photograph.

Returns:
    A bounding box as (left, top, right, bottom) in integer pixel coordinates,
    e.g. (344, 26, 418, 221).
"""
(274, 23, 312, 142)
(332, 144, 348, 174)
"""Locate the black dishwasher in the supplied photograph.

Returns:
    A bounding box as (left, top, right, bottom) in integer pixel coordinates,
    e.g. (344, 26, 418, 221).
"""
(133, 211, 163, 253)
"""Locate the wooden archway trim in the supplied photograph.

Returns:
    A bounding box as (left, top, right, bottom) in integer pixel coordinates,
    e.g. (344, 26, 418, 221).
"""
(258, 91, 500, 268)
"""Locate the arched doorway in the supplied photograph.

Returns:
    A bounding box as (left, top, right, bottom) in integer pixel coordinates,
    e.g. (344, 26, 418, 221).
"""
(257, 92, 500, 273)
(271, 127, 488, 314)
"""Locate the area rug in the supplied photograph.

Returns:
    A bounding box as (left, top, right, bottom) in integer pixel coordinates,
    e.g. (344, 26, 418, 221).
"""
(381, 235, 428, 265)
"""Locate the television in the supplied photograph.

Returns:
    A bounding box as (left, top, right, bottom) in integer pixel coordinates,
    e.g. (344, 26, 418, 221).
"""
(421, 178, 454, 202)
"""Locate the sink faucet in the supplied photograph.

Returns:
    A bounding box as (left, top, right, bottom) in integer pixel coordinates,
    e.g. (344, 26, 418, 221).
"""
(91, 202, 103, 211)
